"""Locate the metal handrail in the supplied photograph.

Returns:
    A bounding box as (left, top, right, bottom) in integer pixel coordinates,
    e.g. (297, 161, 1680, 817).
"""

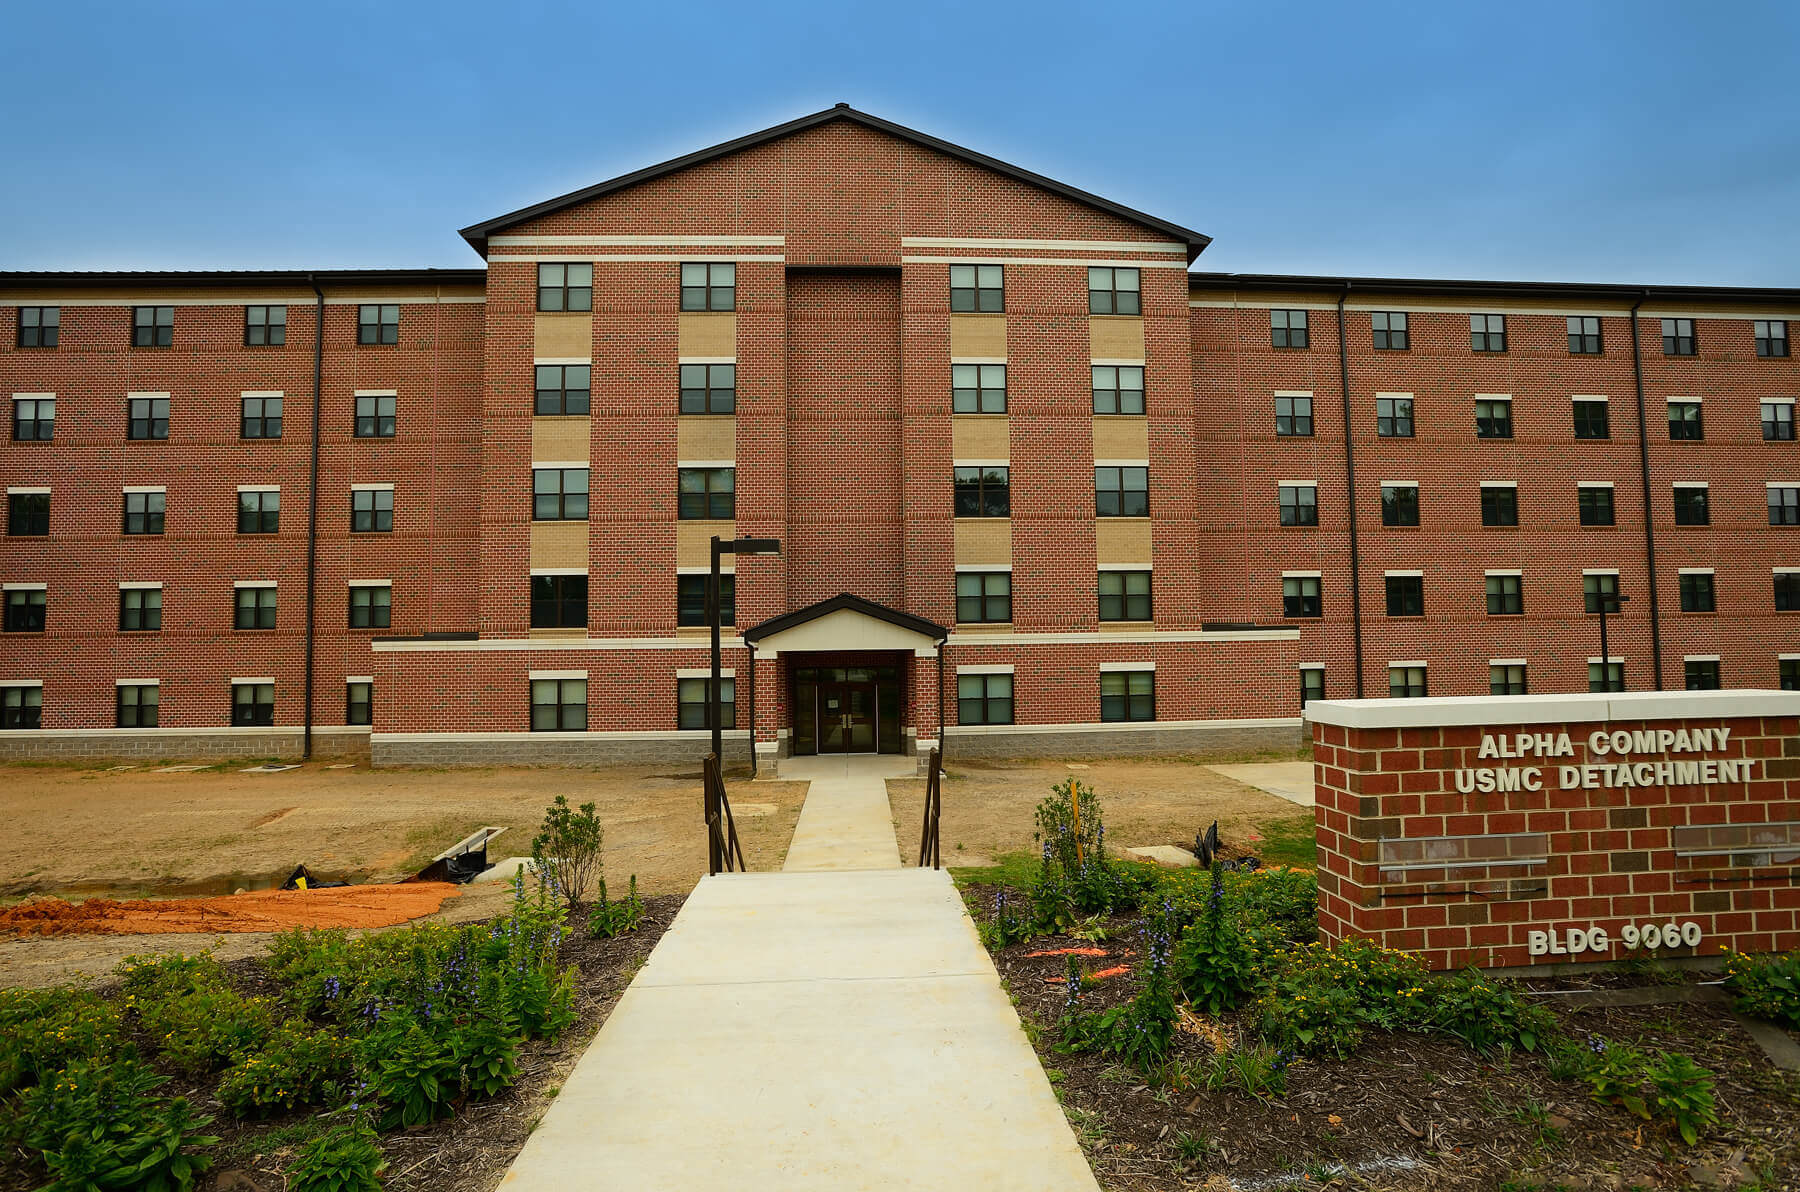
(703, 752, 747, 875)
(918, 748, 942, 869)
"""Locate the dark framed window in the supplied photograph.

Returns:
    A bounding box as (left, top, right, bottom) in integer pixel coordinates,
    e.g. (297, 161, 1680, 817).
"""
(530, 574, 588, 629)
(351, 489, 393, 532)
(533, 468, 589, 520)
(4, 590, 46, 632)
(1583, 572, 1619, 614)
(1475, 398, 1512, 438)
(1784, 658, 1800, 690)
(1573, 400, 1610, 440)
(1673, 485, 1710, 526)
(1762, 402, 1795, 441)
(1567, 316, 1602, 354)
(678, 467, 735, 520)
(119, 587, 161, 631)
(346, 682, 372, 726)
(1770, 486, 1800, 526)
(117, 684, 158, 728)
(1777, 573, 1800, 612)
(1282, 576, 1321, 618)
(1481, 484, 1518, 527)
(1587, 661, 1623, 693)
(955, 572, 1011, 624)
(1385, 574, 1424, 617)
(1092, 365, 1144, 416)
(237, 489, 279, 534)
(1661, 317, 1695, 357)
(1275, 393, 1313, 436)
(535, 365, 591, 416)
(1095, 466, 1148, 517)
(233, 586, 277, 630)
(949, 264, 1002, 313)
(953, 466, 1009, 518)
(531, 678, 587, 732)
(357, 304, 398, 346)
(8, 492, 48, 536)
(1490, 664, 1528, 695)
(537, 263, 593, 313)
(348, 585, 391, 629)
(680, 262, 736, 312)
(1278, 484, 1317, 526)
(677, 574, 735, 627)
(127, 396, 169, 440)
(1380, 484, 1419, 527)
(1377, 395, 1413, 437)
(1372, 311, 1408, 351)
(1388, 665, 1427, 698)
(12, 397, 53, 441)
(953, 364, 1007, 415)
(16, 306, 57, 348)
(232, 682, 275, 726)
(354, 393, 396, 438)
(122, 491, 165, 535)
(241, 394, 283, 439)
(1578, 485, 1615, 526)
(1088, 267, 1140, 315)
(3, 686, 42, 728)
(1683, 660, 1721, 691)
(956, 673, 1012, 725)
(677, 677, 735, 730)
(1678, 572, 1716, 613)
(1271, 309, 1308, 349)
(1100, 671, 1154, 723)
(1485, 574, 1523, 615)
(1471, 314, 1506, 352)
(1668, 401, 1703, 441)
(1300, 668, 1325, 707)
(680, 363, 736, 415)
(1098, 570, 1151, 622)
(1755, 320, 1789, 358)
(244, 305, 286, 346)
(132, 306, 173, 347)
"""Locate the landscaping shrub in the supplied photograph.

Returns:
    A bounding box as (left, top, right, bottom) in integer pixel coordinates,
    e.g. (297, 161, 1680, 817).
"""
(1721, 948, 1800, 1029)
(530, 794, 604, 909)
(976, 887, 1036, 950)
(451, 995, 521, 1100)
(1251, 938, 1428, 1057)
(362, 1018, 462, 1131)
(12, 1054, 218, 1192)
(1029, 779, 1153, 930)
(287, 1119, 385, 1192)
(1569, 1039, 1718, 1145)
(1413, 969, 1560, 1055)
(0, 989, 123, 1093)
(1172, 864, 1256, 1014)
(1058, 903, 1180, 1071)
(588, 875, 646, 939)
(138, 986, 277, 1078)
(216, 1022, 356, 1118)
(114, 953, 228, 1003)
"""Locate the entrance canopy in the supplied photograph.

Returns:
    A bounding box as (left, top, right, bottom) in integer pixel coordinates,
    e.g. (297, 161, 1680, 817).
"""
(742, 593, 948, 659)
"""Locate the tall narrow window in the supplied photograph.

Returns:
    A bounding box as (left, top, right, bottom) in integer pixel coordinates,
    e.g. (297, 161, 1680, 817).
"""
(1489, 664, 1528, 695)
(1095, 466, 1148, 517)
(1091, 366, 1144, 415)
(1380, 484, 1419, 527)
(1770, 486, 1800, 526)
(677, 574, 734, 627)
(1578, 485, 1615, 526)
(16, 307, 58, 348)
(349, 584, 392, 629)
(132, 306, 173, 347)
(357, 304, 399, 345)
(677, 678, 735, 730)
(678, 468, 735, 520)
(1567, 316, 1602, 354)
(952, 364, 1007, 414)
(237, 489, 279, 534)
(346, 681, 373, 726)
(531, 575, 588, 629)
(532, 468, 589, 520)
(1300, 667, 1325, 706)
(234, 586, 277, 630)
(241, 394, 283, 439)
(1098, 571, 1151, 622)
(3, 685, 43, 728)
(1278, 484, 1317, 526)
(4, 590, 46, 632)
(680, 263, 736, 312)
(680, 363, 736, 414)
(7, 492, 48, 536)
(1572, 398, 1610, 440)
(1470, 314, 1506, 352)
(1777, 573, 1800, 612)
(1275, 393, 1313, 436)
(1673, 484, 1710, 526)
(1755, 320, 1789, 358)
(956, 673, 1012, 725)
(1668, 401, 1703, 441)
(535, 365, 591, 415)
(351, 489, 394, 532)
(1388, 665, 1427, 698)
(1100, 671, 1155, 722)
(1371, 311, 1408, 350)
(949, 265, 1002, 313)
(955, 572, 1011, 624)
(122, 491, 165, 535)
(354, 393, 396, 438)
(244, 305, 286, 346)
(531, 678, 587, 731)
(1762, 402, 1795, 441)
(1784, 658, 1800, 690)
(537, 263, 593, 312)
(119, 587, 162, 631)
(1678, 572, 1716, 613)
(1271, 309, 1308, 348)
(1282, 576, 1321, 618)
(1661, 318, 1696, 356)
(117, 684, 159, 728)
(1087, 267, 1140, 315)
(12, 396, 53, 441)
(1384, 574, 1424, 617)
(1475, 397, 1512, 439)
(1480, 483, 1518, 527)
(127, 396, 170, 440)
(1376, 395, 1413, 437)
(1684, 659, 1721, 690)
(953, 467, 1009, 518)
(1485, 574, 1523, 615)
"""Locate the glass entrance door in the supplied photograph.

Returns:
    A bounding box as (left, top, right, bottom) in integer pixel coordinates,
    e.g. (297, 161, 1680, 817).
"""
(793, 664, 903, 755)
(817, 682, 877, 754)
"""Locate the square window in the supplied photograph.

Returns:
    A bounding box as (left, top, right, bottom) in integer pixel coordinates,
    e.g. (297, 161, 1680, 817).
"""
(1485, 574, 1523, 615)
(16, 306, 58, 348)
(680, 363, 736, 415)
(530, 574, 588, 629)
(117, 684, 159, 728)
(346, 681, 372, 726)
(1777, 573, 1800, 612)
(1278, 484, 1317, 526)
(1583, 573, 1619, 615)
(1579, 485, 1615, 526)
(1271, 309, 1308, 349)
(358, 304, 399, 345)
(241, 394, 283, 439)
(237, 490, 279, 534)
(1376, 396, 1413, 437)
(1282, 576, 1321, 618)
(1388, 665, 1427, 698)
(949, 264, 1003, 313)
(1095, 466, 1148, 517)
(232, 682, 276, 726)
(537, 262, 593, 313)
(1380, 484, 1419, 527)
(4, 685, 43, 728)
(7, 492, 48, 536)
(1471, 314, 1506, 352)
(677, 677, 736, 730)
(1275, 394, 1313, 436)
(531, 678, 587, 732)
(132, 306, 173, 347)
(127, 396, 169, 440)
(1678, 573, 1716, 613)
(1761, 402, 1794, 441)
(349, 585, 392, 629)
(1088, 267, 1140, 316)
(12, 397, 54, 441)
(953, 363, 1007, 414)
(1091, 365, 1144, 416)
(1684, 660, 1720, 691)
(122, 491, 165, 535)
(244, 305, 286, 346)
(1481, 484, 1519, 527)
(1673, 485, 1710, 526)
(1769, 486, 1800, 526)
(1755, 320, 1789, 358)
(1098, 570, 1151, 622)
(119, 587, 161, 631)
(953, 466, 1009, 518)
(535, 364, 591, 416)
(1668, 401, 1703, 441)
(1300, 668, 1325, 707)
(351, 489, 393, 533)
(354, 394, 396, 438)
(1661, 317, 1696, 357)
(677, 573, 734, 627)
(1385, 575, 1424, 617)
(1490, 664, 1528, 695)
(955, 572, 1011, 624)
(4, 590, 46, 632)
(1475, 398, 1512, 438)
(677, 467, 736, 520)
(680, 262, 736, 312)
(533, 468, 589, 520)
(956, 673, 1012, 725)
(1573, 400, 1610, 440)
(234, 586, 277, 630)
(1567, 316, 1602, 354)
(1100, 670, 1155, 723)
(1372, 311, 1408, 351)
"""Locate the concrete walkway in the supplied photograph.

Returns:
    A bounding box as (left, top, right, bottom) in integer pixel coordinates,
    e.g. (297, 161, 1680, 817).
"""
(1207, 759, 1316, 807)
(497, 760, 1100, 1192)
(777, 754, 912, 871)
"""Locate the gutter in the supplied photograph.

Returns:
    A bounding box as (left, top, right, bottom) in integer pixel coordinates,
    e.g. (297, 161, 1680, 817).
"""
(1337, 284, 1366, 697)
(1629, 293, 1665, 689)
(302, 277, 325, 757)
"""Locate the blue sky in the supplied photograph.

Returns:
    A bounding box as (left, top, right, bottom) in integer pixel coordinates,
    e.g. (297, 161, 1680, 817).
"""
(5, 0, 1798, 284)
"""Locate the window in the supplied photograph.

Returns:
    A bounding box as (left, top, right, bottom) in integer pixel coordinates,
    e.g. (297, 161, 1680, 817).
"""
(1485, 574, 1523, 615)
(4, 685, 43, 729)
(237, 489, 279, 534)
(241, 394, 282, 439)
(1572, 399, 1609, 440)
(1471, 314, 1506, 352)
(1100, 671, 1154, 722)
(232, 682, 275, 726)
(531, 574, 588, 629)
(1376, 395, 1413, 437)
(346, 682, 372, 726)
(678, 467, 735, 520)
(1762, 402, 1795, 441)
(1678, 572, 1716, 612)
(956, 572, 1011, 624)
(1475, 397, 1512, 439)
(680, 363, 736, 415)
(953, 466, 1009, 518)
(677, 677, 735, 730)
(1770, 486, 1800, 526)
(1673, 485, 1709, 526)
(1578, 485, 1615, 526)
(1271, 309, 1308, 349)
(1490, 664, 1528, 695)
(1091, 366, 1144, 416)
(357, 304, 398, 345)
(1661, 317, 1696, 357)
(122, 491, 165, 535)
(117, 684, 158, 728)
(1567, 316, 1602, 354)
(1098, 570, 1151, 622)
(1778, 573, 1800, 612)
(351, 489, 394, 532)
(677, 574, 734, 627)
(1300, 667, 1325, 707)
(956, 673, 1012, 725)
(16, 306, 57, 348)
(1095, 466, 1148, 517)
(132, 306, 172, 347)
(1380, 484, 1419, 527)
(1385, 574, 1424, 617)
(949, 264, 1002, 313)
(349, 584, 391, 629)
(8, 492, 48, 536)
(1583, 572, 1619, 614)
(530, 678, 587, 731)
(1756, 320, 1789, 358)
(1684, 660, 1721, 691)
(128, 396, 169, 440)
(1481, 484, 1518, 527)
(535, 365, 591, 416)
(1784, 658, 1800, 690)
(244, 305, 286, 346)
(533, 468, 589, 520)
(953, 364, 1007, 414)
(354, 394, 396, 438)
(1668, 401, 1703, 441)
(1278, 484, 1317, 527)
(4, 590, 45, 632)
(1088, 267, 1140, 316)
(1388, 665, 1427, 698)
(1275, 393, 1313, 437)
(537, 263, 593, 312)
(1372, 311, 1408, 350)
(119, 587, 161, 631)
(234, 586, 277, 630)
(1282, 576, 1321, 618)
(12, 396, 53, 441)
(680, 263, 736, 312)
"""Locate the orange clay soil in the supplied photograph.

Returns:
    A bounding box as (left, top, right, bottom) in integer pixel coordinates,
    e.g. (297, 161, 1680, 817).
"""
(0, 882, 460, 937)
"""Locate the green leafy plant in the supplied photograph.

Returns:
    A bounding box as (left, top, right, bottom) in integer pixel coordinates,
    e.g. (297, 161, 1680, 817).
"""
(0, 989, 124, 1093)
(287, 1119, 385, 1192)
(1415, 969, 1560, 1055)
(114, 952, 229, 1003)
(452, 994, 521, 1100)
(1643, 1050, 1719, 1146)
(1581, 1040, 1651, 1119)
(975, 886, 1037, 950)
(217, 1022, 356, 1118)
(362, 1020, 461, 1131)
(1058, 905, 1180, 1071)
(1722, 948, 1800, 1029)
(1251, 938, 1427, 1057)
(588, 875, 646, 939)
(1196, 1040, 1294, 1100)
(1172, 863, 1256, 1014)
(139, 986, 277, 1078)
(530, 795, 604, 909)
(14, 1055, 219, 1192)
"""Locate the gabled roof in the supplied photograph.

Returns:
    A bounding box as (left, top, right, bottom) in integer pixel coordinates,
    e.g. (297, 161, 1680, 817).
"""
(460, 104, 1211, 260)
(741, 592, 948, 645)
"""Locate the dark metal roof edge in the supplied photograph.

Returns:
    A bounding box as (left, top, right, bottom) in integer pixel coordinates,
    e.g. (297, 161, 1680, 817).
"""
(458, 104, 1212, 259)
(0, 268, 487, 287)
(741, 591, 949, 644)
(1185, 271, 1800, 303)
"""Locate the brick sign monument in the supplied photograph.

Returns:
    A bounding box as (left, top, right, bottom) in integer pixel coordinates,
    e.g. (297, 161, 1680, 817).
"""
(1305, 691, 1800, 971)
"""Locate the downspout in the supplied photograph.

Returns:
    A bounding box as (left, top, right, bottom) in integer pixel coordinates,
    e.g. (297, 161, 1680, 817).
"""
(1628, 292, 1665, 689)
(1336, 285, 1365, 697)
(302, 277, 325, 758)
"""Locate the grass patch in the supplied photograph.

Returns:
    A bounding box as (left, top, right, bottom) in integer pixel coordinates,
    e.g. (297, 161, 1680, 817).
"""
(950, 850, 1042, 890)
(1253, 814, 1317, 868)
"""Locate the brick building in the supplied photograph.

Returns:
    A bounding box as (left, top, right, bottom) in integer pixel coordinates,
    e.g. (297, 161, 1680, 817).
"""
(4, 105, 1798, 768)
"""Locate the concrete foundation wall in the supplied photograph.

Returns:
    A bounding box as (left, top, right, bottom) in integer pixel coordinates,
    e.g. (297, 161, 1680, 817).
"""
(0, 728, 370, 763)
(370, 732, 752, 768)
(940, 718, 1303, 761)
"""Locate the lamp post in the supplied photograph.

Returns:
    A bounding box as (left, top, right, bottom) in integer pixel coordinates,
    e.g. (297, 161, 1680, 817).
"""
(709, 536, 780, 765)
(1595, 587, 1629, 692)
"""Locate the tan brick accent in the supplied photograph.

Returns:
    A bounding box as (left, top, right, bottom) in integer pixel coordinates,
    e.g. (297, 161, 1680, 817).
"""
(532, 416, 590, 462)
(1090, 316, 1144, 360)
(677, 415, 736, 460)
(1092, 416, 1148, 459)
(534, 313, 590, 358)
(1095, 519, 1152, 565)
(951, 415, 1009, 459)
(530, 521, 589, 570)
(678, 312, 735, 356)
(949, 314, 1005, 357)
(953, 519, 1012, 566)
(677, 520, 735, 568)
